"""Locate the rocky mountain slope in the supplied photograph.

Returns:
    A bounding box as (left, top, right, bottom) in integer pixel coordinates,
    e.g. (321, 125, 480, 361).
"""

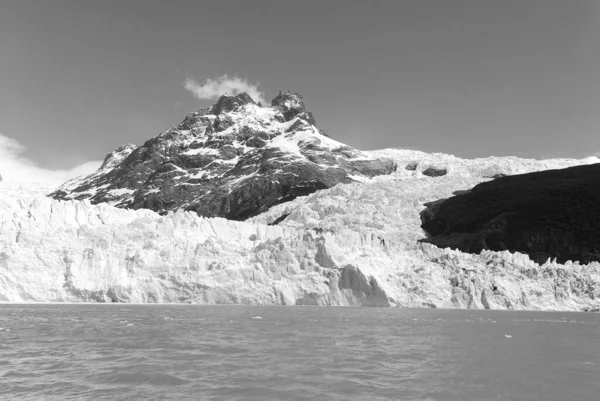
(50, 93, 395, 220)
(420, 163, 600, 265)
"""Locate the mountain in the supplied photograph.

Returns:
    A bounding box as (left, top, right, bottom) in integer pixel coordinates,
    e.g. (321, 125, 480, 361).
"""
(50, 92, 396, 220)
(420, 163, 600, 265)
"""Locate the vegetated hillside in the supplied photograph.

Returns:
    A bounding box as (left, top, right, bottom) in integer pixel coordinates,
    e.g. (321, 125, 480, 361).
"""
(420, 163, 600, 264)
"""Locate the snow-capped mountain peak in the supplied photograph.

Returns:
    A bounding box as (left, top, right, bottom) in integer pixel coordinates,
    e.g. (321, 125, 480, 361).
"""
(51, 92, 396, 219)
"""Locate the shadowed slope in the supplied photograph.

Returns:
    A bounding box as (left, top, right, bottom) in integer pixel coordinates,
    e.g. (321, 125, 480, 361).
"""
(420, 163, 600, 264)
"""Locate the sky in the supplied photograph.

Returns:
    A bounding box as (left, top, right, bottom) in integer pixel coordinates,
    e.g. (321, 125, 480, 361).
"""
(1, 0, 600, 182)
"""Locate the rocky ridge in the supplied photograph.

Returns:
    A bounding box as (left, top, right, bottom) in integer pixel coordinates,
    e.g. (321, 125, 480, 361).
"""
(50, 93, 395, 220)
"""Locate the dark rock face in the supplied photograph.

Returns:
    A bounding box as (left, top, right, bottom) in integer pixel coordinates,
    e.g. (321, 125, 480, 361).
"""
(420, 163, 600, 264)
(405, 162, 418, 171)
(271, 92, 311, 122)
(210, 92, 255, 115)
(51, 92, 396, 220)
(422, 167, 447, 177)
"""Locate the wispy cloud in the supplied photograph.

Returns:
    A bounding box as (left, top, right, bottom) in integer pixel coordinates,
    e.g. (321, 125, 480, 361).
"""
(184, 74, 265, 104)
(0, 134, 101, 186)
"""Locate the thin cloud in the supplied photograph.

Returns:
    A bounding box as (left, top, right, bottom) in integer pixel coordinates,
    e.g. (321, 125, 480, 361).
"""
(0, 134, 102, 186)
(184, 74, 266, 104)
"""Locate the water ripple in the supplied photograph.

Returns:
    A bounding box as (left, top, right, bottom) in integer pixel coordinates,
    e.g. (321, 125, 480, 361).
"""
(0, 305, 598, 400)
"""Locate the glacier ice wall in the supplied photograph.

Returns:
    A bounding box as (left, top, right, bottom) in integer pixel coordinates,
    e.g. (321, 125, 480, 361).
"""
(2, 149, 600, 310)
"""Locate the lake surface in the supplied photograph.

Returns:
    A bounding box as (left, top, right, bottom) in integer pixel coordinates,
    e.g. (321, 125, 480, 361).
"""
(0, 305, 598, 400)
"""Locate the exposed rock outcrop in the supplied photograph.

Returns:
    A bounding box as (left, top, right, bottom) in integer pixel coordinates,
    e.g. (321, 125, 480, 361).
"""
(405, 162, 419, 171)
(422, 167, 447, 177)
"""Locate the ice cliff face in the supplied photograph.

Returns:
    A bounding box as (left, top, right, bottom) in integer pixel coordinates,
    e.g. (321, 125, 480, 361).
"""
(50, 93, 395, 220)
(2, 147, 600, 310)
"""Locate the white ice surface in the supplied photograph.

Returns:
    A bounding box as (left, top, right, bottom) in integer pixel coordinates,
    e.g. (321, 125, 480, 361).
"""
(2, 152, 599, 309)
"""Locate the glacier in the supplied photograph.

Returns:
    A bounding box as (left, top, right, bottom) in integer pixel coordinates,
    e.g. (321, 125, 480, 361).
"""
(1, 150, 600, 310)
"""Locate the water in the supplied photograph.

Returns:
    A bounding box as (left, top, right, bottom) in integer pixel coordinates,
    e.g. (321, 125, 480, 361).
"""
(0, 305, 598, 400)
